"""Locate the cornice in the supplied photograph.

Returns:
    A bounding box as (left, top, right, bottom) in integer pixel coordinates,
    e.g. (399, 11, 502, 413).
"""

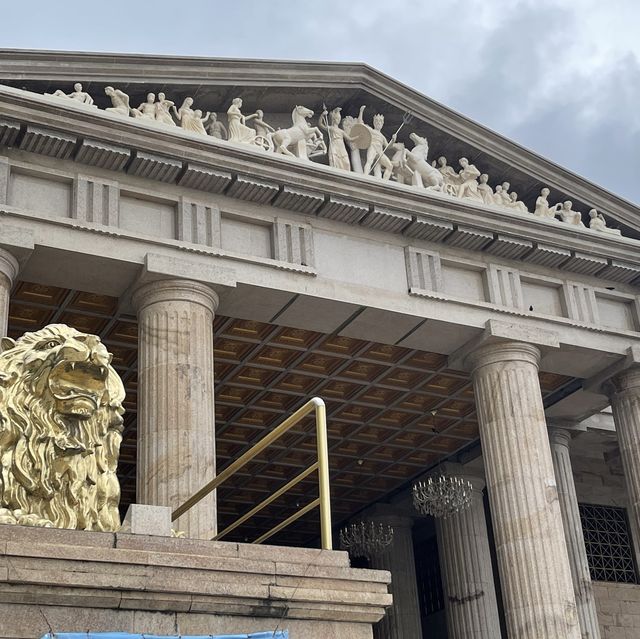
(1, 49, 638, 230)
(1, 86, 639, 286)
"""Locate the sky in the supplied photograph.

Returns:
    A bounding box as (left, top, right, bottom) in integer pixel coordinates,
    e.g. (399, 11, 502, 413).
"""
(2, 0, 639, 204)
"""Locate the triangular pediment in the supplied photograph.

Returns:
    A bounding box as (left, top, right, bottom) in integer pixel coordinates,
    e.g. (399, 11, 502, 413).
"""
(1, 48, 639, 241)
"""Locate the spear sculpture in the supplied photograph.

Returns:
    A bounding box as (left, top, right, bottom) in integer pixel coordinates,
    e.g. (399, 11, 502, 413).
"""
(367, 110, 414, 176)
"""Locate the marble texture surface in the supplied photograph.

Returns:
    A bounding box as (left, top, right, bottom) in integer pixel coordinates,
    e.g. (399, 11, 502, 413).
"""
(549, 428, 601, 639)
(133, 278, 219, 539)
(435, 473, 501, 639)
(468, 341, 580, 639)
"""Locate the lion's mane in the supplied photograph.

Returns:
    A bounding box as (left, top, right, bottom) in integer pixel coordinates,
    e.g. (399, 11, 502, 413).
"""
(0, 324, 125, 531)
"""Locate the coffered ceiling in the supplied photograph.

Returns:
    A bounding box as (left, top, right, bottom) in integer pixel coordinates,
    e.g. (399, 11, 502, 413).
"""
(7, 280, 574, 546)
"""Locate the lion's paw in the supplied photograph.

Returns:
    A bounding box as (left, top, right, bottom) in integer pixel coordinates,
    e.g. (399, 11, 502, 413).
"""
(4, 509, 55, 527)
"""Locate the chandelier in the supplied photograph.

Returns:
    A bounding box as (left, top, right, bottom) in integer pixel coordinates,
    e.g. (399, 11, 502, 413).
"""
(412, 475, 473, 519)
(339, 520, 394, 559)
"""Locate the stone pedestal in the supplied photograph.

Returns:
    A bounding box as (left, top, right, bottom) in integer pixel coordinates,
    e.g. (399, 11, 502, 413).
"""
(549, 428, 601, 639)
(435, 474, 501, 639)
(608, 368, 640, 540)
(133, 278, 219, 539)
(467, 341, 580, 639)
(369, 515, 422, 639)
(0, 248, 18, 336)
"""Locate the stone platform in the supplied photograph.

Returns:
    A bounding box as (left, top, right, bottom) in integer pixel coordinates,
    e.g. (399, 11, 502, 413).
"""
(0, 526, 391, 639)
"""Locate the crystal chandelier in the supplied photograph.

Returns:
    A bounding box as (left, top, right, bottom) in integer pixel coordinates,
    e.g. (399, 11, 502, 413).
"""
(339, 520, 394, 559)
(412, 475, 473, 519)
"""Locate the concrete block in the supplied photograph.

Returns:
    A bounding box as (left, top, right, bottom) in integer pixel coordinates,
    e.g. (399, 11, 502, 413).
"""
(121, 504, 172, 537)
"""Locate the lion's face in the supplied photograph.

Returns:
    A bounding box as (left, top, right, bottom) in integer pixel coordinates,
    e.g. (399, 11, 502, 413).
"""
(0, 324, 125, 531)
(18, 327, 113, 419)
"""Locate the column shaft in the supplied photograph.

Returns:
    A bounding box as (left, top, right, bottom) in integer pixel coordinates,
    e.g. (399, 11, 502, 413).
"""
(468, 341, 580, 639)
(0, 249, 18, 337)
(133, 279, 218, 539)
(609, 368, 640, 538)
(549, 428, 601, 639)
(370, 516, 422, 639)
(436, 477, 501, 639)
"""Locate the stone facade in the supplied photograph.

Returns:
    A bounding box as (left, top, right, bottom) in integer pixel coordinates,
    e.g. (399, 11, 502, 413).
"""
(1, 50, 640, 639)
(593, 583, 640, 638)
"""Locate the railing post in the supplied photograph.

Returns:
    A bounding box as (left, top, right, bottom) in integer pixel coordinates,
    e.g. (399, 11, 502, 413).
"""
(315, 398, 333, 550)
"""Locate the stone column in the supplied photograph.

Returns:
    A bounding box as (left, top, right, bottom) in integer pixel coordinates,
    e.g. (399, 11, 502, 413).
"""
(548, 428, 601, 639)
(0, 248, 18, 336)
(369, 515, 422, 639)
(132, 278, 218, 539)
(435, 474, 501, 639)
(467, 341, 580, 639)
(607, 367, 640, 538)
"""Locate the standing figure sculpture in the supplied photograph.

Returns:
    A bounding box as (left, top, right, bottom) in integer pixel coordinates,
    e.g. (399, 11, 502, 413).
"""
(48, 82, 94, 106)
(227, 97, 259, 144)
(405, 133, 444, 190)
(154, 92, 176, 126)
(456, 158, 483, 202)
(272, 105, 324, 159)
(498, 182, 512, 207)
(589, 209, 621, 235)
(0, 324, 125, 531)
(104, 86, 130, 117)
(319, 107, 358, 171)
(253, 109, 275, 141)
(206, 113, 228, 140)
(357, 106, 396, 180)
(131, 93, 157, 121)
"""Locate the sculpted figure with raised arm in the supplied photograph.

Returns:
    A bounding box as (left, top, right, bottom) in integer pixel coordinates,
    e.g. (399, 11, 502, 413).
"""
(358, 106, 396, 180)
(104, 86, 130, 117)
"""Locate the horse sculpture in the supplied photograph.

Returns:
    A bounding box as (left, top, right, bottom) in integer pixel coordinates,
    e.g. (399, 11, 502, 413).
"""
(406, 133, 444, 190)
(272, 106, 326, 159)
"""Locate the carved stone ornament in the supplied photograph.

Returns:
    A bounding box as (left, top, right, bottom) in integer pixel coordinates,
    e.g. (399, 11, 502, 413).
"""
(0, 324, 125, 531)
(31, 83, 626, 238)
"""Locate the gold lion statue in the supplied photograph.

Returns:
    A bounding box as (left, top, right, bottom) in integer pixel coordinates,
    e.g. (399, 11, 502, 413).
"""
(0, 324, 125, 531)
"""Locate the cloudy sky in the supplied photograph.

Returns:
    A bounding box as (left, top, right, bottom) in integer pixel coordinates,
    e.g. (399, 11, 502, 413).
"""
(2, 0, 638, 204)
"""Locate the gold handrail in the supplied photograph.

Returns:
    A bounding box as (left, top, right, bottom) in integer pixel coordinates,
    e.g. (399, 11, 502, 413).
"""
(171, 397, 333, 550)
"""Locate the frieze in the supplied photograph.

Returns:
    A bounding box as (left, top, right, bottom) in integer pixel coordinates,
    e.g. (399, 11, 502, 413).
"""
(26, 81, 626, 238)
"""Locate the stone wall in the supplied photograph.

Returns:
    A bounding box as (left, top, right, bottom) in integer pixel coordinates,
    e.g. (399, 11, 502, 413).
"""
(594, 582, 640, 638)
(0, 525, 391, 639)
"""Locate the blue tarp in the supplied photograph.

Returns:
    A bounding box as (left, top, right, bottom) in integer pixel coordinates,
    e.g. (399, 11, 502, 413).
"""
(41, 634, 288, 639)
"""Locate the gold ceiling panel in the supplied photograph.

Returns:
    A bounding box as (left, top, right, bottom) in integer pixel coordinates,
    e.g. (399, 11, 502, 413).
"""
(6, 281, 577, 546)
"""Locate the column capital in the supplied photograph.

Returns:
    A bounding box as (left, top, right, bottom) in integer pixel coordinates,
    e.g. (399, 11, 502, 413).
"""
(466, 340, 541, 373)
(0, 247, 19, 284)
(548, 426, 573, 450)
(132, 278, 220, 315)
(608, 366, 640, 396)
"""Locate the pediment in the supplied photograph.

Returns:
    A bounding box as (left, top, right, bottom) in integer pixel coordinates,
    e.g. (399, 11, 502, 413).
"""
(1, 49, 639, 242)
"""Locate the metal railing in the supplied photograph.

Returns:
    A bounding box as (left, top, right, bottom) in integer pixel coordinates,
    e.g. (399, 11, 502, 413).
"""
(171, 397, 333, 549)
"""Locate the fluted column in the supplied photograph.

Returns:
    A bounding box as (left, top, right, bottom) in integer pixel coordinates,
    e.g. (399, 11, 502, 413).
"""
(467, 341, 580, 639)
(370, 515, 422, 639)
(132, 278, 218, 539)
(548, 428, 601, 639)
(0, 248, 18, 336)
(435, 474, 501, 639)
(608, 367, 640, 538)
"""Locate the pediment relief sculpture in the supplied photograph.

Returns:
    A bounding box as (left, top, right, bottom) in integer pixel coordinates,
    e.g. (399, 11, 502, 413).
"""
(0, 324, 125, 531)
(36, 83, 624, 238)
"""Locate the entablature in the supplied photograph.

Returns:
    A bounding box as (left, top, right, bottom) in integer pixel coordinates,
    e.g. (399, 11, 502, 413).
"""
(1, 85, 639, 291)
